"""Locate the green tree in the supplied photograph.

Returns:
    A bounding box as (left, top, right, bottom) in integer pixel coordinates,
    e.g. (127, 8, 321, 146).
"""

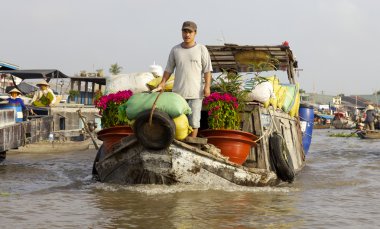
(109, 63, 123, 75)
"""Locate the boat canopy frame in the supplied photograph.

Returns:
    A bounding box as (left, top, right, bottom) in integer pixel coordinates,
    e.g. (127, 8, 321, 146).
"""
(206, 44, 298, 84)
(0, 69, 69, 81)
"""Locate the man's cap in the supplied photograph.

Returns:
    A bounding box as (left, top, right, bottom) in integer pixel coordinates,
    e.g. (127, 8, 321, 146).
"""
(182, 21, 197, 32)
(8, 88, 21, 94)
(36, 80, 49, 86)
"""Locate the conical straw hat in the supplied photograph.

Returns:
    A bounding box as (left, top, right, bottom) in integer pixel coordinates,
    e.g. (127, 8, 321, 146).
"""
(36, 80, 49, 86)
(8, 88, 21, 94)
(366, 105, 374, 110)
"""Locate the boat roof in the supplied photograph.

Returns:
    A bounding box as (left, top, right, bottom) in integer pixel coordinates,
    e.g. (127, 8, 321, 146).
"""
(0, 69, 69, 80)
(6, 81, 38, 94)
(206, 44, 297, 74)
(0, 61, 19, 70)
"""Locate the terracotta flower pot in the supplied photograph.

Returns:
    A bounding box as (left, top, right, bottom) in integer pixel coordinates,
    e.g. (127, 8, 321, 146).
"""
(200, 129, 258, 142)
(97, 126, 134, 153)
(200, 129, 257, 165)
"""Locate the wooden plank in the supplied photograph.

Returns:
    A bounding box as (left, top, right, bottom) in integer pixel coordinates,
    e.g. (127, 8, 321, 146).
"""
(209, 51, 234, 56)
(210, 56, 236, 61)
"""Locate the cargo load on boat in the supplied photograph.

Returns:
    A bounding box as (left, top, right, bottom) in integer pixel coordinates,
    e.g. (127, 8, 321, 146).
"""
(92, 43, 310, 187)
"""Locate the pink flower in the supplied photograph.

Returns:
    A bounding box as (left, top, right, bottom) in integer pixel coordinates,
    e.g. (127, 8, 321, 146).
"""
(203, 92, 241, 130)
(95, 90, 133, 113)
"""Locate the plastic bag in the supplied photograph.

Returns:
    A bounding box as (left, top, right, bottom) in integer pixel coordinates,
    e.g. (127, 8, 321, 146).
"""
(173, 114, 193, 140)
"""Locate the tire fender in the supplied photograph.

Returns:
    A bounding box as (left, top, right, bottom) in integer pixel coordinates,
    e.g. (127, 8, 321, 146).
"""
(269, 132, 295, 183)
(134, 109, 176, 150)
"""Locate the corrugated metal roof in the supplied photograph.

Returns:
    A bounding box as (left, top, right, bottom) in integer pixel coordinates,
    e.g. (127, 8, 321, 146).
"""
(0, 69, 69, 80)
(6, 82, 38, 94)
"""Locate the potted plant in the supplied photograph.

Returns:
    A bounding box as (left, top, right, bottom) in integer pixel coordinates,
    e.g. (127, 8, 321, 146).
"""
(203, 69, 250, 130)
(68, 90, 80, 103)
(94, 89, 134, 153)
(203, 92, 240, 130)
(200, 70, 257, 165)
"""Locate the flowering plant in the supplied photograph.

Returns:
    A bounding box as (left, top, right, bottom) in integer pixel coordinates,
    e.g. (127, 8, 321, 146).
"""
(204, 69, 249, 130)
(203, 92, 240, 130)
(94, 90, 133, 128)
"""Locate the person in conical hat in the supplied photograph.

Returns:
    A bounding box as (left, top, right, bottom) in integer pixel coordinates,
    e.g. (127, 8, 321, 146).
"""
(7, 87, 26, 111)
(36, 80, 50, 87)
(9, 88, 22, 97)
(366, 104, 374, 110)
(364, 104, 377, 130)
(31, 79, 56, 107)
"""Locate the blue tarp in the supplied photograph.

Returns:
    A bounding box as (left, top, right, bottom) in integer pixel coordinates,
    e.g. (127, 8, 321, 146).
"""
(315, 114, 334, 120)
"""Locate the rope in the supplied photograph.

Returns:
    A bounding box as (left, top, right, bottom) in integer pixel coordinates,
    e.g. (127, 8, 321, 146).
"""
(149, 89, 164, 125)
(253, 106, 277, 143)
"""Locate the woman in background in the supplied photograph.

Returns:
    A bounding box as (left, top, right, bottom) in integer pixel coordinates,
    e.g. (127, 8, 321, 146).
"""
(31, 80, 56, 107)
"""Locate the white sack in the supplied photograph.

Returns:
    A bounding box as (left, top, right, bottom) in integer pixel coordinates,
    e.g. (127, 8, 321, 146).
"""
(245, 81, 274, 103)
(105, 72, 155, 94)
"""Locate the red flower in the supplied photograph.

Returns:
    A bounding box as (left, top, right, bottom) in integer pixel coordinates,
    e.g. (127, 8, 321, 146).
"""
(203, 92, 241, 130)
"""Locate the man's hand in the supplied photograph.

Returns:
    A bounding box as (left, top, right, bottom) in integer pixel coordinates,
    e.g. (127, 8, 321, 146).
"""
(151, 85, 163, 93)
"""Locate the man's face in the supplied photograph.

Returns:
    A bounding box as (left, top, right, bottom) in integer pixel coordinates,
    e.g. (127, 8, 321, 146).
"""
(182, 29, 196, 44)
(40, 85, 47, 90)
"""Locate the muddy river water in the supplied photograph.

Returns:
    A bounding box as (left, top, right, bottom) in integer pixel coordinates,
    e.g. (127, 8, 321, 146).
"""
(1, 129, 379, 228)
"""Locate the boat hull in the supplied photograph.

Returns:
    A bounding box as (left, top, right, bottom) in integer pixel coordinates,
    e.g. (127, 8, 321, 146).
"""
(95, 135, 279, 186)
(357, 130, 380, 139)
(9, 138, 92, 153)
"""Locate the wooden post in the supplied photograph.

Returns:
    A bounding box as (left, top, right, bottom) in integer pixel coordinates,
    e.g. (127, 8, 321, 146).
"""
(70, 79, 74, 91)
(84, 81, 88, 105)
(91, 82, 95, 105)
(77, 80, 81, 104)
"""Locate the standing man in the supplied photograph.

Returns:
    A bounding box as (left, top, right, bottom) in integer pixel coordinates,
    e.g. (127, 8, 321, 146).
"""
(364, 104, 377, 130)
(157, 21, 213, 137)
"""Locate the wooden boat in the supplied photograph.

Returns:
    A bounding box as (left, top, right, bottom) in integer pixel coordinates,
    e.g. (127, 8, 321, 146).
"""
(314, 113, 333, 129)
(332, 112, 355, 129)
(314, 124, 331, 129)
(0, 69, 98, 161)
(95, 135, 279, 186)
(10, 135, 93, 153)
(93, 44, 308, 186)
(356, 130, 380, 139)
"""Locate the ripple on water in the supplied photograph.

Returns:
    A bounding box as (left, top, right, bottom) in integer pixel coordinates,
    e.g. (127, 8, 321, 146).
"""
(1, 130, 380, 228)
(90, 182, 299, 195)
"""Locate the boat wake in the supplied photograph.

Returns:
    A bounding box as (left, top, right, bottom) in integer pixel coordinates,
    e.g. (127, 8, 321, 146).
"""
(90, 182, 298, 194)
